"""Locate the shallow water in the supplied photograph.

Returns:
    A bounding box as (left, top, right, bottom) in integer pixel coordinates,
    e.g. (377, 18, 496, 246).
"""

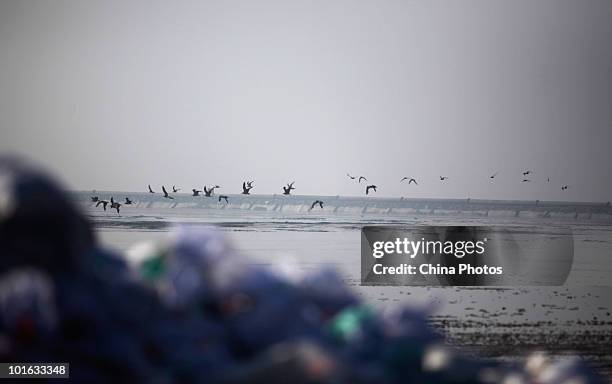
(78, 192, 612, 376)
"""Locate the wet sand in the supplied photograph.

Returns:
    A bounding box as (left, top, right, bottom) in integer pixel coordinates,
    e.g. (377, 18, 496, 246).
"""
(95, 225, 612, 378)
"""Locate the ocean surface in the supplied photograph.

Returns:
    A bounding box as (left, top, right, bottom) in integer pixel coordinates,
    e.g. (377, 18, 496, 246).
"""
(75, 191, 612, 375)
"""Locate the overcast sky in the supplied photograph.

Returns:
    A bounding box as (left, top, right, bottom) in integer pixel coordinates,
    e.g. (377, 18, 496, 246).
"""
(1, 0, 611, 201)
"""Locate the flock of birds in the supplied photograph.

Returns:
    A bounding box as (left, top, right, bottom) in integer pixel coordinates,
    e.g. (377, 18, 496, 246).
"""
(90, 170, 573, 215)
(348, 170, 570, 194)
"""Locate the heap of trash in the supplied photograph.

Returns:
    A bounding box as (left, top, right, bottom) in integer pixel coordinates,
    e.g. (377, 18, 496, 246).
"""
(0, 157, 604, 383)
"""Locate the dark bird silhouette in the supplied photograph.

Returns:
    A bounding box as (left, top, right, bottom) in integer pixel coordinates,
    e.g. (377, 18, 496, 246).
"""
(203, 185, 220, 197)
(347, 173, 356, 180)
(401, 177, 418, 185)
(522, 170, 532, 176)
(96, 200, 108, 211)
(110, 197, 121, 214)
(439, 176, 448, 181)
(162, 186, 174, 199)
(358, 176, 367, 183)
(91, 196, 99, 202)
(310, 200, 324, 210)
(219, 195, 229, 204)
(172, 185, 181, 193)
(561, 185, 569, 190)
(148, 185, 155, 193)
(490, 172, 499, 179)
(366, 185, 377, 195)
(522, 179, 531, 183)
(547, 177, 550, 183)
(242, 181, 254, 195)
(192, 189, 202, 196)
(124, 197, 132, 205)
(282, 181, 296, 195)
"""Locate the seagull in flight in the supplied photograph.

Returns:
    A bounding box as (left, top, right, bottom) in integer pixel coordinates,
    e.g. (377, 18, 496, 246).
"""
(192, 189, 202, 196)
(347, 173, 356, 180)
(310, 200, 324, 210)
(110, 197, 121, 214)
(439, 176, 448, 181)
(561, 185, 569, 190)
(490, 172, 499, 179)
(282, 181, 296, 195)
(172, 186, 181, 193)
(204, 185, 220, 197)
(401, 177, 418, 185)
(90, 196, 99, 202)
(366, 185, 377, 195)
(522, 170, 532, 176)
(219, 195, 229, 204)
(124, 197, 132, 205)
(522, 179, 531, 183)
(242, 181, 254, 195)
(162, 186, 174, 199)
(358, 176, 367, 183)
(96, 199, 108, 211)
(148, 185, 155, 193)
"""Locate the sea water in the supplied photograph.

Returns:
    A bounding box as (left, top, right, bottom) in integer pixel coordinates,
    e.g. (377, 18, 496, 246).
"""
(75, 191, 612, 374)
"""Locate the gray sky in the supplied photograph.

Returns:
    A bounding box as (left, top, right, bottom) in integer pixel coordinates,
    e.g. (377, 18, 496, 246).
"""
(1, 0, 611, 201)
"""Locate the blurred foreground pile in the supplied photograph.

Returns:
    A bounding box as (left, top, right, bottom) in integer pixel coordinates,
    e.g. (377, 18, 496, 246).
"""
(0, 157, 604, 383)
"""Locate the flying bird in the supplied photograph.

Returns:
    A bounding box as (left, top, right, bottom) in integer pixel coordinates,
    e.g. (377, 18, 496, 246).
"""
(96, 200, 108, 211)
(282, 181, 296, 195)
(204, 185, 220, 197)
(358, 176, 367, 183)
(148, 185, 155, 193)
(162, 186, 174, 199)
(124, 197, 132, 205)
(242, 181, 254, 195)
(366, 185, 377, 195)
(219, 195, 229, 204)
(401, 177, 418, 185)
(522, 179, 531, 183)
(90, 196, 99, 202)
(110, 197, 121, 214)
(561, 185, 569, 190)
(192, 189, 202, 196)
(490, 172, 499, 179)
(439, 176, 448, 181)
(172, 186, 181, 193)
(347, 173, 356, 180)
(310, 200, 324, 210)
(522, 170, 532, 176)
